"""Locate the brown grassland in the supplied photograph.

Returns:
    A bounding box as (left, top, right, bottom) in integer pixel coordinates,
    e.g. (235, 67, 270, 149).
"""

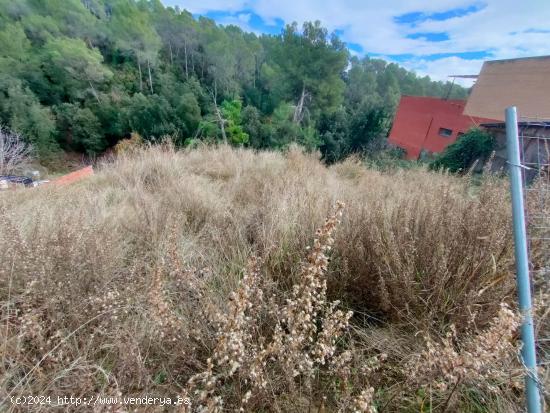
(1, 144, 548, 412)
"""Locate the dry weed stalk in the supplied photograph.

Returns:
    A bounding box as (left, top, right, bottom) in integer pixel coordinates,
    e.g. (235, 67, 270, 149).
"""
(268, 202, 352, 378)
(149, 265, 186, 341)
(184, 256, 265, 412)
(335, 350, 385, 413)
(408, 303, 521, 396)
(185, 202, 365, 412)
(352, 387, 376, 413)
(148, 222, 213, 344)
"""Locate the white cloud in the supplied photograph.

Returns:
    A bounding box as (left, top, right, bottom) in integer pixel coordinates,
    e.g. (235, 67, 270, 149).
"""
(162, 0, 550, 81)
(213, 12, 262, 34)
(399, 57, 485, 86)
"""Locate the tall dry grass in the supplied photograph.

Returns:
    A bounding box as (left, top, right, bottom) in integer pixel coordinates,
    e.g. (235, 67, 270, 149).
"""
(0, 144, 546, 411)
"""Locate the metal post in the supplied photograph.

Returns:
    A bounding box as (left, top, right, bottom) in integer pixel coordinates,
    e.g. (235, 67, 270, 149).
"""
(505, 106, 541, 413)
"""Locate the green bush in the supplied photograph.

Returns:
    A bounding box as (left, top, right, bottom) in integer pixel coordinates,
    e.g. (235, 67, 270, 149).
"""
(430, 128, 495, 173)
(221, 99, 249, 145)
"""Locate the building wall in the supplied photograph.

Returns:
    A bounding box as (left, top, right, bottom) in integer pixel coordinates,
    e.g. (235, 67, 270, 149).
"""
(388, 96, 494, 160)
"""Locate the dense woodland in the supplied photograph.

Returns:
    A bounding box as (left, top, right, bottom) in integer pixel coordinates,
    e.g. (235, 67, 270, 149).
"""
(0, 0, 468, 164)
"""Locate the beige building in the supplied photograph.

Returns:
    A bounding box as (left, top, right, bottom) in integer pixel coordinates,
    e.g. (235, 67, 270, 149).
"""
(459, 56, 550, 181)
(464, 55, 550, 121)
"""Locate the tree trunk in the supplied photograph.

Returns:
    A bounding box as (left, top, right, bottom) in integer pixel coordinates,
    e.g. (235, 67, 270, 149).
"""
(66, 127, 73, 145)
(138, 60, 143, 92)
(212, 83, 227, 144)
(168, 41, 173, 65)
(89, 81, 100, 104)
(253, 54, 257, 89)
(184, 41, 189, 80)
(214, 77, 218, 101)
(215, 104, 227, 144)
(147, 59, 154, 94)
(215, 105, 227, 144)
(293, 85, 307, 124)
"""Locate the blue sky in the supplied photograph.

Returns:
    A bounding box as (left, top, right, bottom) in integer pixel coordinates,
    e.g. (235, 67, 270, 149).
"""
(162, 0, 550, 85)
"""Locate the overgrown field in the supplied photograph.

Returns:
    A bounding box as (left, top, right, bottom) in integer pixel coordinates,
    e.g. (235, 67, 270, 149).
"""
(1, 145, 548, 412)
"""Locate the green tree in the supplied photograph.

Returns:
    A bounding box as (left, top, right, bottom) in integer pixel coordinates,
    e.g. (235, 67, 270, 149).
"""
(175, 92, 201, 139)
(0, 78, 58, 157)
(242, 105, 266, 148)
(122, 93, 182, 140)
(221, 99, 249, 145)
(0, 23, 32, 76)
(348, 104, 390, 153)
(108, 0, 161, 93)
(148, 2, 199, 81)
(318, 107, 349, 163)
(26, 0, 98, 41)
(344, 57, 380, 112)
(55, 103, 106, 155)
(272, 21, 348, 124)
(42, 37, 112, 103)
(199, 18, 241, 98)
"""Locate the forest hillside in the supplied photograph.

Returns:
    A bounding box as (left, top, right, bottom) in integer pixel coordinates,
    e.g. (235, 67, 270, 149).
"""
(0, 0, 467, 165)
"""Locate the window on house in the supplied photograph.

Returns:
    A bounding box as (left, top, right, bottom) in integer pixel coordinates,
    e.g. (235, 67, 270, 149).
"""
(438, 127, 453, 137)
(457, 132, 465, 138)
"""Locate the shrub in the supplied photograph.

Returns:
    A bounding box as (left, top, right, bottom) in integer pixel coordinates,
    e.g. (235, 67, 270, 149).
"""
(221, 99, 249, 146)
(430, 128, 495, 173)
(113, 132, 144, 155)
(363, 146, 417, 171)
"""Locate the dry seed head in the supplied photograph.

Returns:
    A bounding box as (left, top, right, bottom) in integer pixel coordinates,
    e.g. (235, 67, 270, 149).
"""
(184, 203, 355, 409)
(407, 303, 521, 391)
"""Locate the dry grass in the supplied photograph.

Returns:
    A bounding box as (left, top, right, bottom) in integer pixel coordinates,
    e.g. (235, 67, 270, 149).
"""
(0, 143, 547, 412)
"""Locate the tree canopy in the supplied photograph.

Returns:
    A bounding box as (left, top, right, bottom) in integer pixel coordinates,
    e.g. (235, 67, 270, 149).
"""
(0, 0, 469, 162)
